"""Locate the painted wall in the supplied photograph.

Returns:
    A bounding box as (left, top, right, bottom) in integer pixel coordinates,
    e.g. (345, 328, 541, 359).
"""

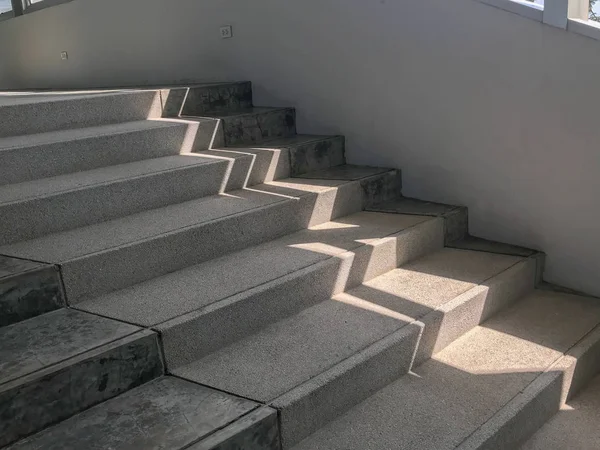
(1, 0, 600, 295)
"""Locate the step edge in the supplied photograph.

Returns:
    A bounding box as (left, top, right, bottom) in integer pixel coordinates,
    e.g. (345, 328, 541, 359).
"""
(455, 317, 600, 450)
(155, 215, 439, 332)
(0, 120, 186, 152)
(0, 328, 156, 393)
(0, 157, 228, 206)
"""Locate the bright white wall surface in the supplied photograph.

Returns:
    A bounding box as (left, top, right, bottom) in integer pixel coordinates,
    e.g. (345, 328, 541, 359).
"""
(1, 0, 600, 295)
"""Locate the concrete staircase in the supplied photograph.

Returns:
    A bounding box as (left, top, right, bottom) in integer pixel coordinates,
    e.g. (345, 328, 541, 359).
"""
(1, 82, 599, 450)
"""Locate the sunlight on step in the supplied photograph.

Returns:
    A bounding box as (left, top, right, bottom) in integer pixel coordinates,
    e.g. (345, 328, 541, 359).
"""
(334, 292, 416, 322)
(435, 326, 564, 375)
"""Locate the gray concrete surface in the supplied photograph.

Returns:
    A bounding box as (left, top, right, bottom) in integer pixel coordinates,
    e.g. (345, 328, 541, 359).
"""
(521, 375, 600, 450)
(0, 120, 189, 185)
(0, 155, 232, 244)
(0, 91, 162, 137)
(7, 377, 257, 450)
(292, 290, 600, 450)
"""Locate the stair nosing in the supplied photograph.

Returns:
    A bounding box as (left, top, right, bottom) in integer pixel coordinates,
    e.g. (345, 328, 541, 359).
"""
(0, 156, 227, 206)
(152, 216, 439, 331)
(0, 120, 185, 152)
(0, 328, 152, 392)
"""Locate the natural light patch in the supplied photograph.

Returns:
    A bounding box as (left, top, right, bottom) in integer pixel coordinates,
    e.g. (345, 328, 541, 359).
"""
(289, 242, 348, 257)
(434, 327, 563, 375)
(334, 292, 415, 322)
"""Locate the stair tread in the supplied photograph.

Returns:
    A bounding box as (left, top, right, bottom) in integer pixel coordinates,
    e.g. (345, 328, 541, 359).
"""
(7, 376, 259, 450)
(0, 178, 347, 263)
(226, 134, 341, 149)
(0, 308, 140, 386)
(521, 374, 600, 450)
(296, 164, 392, 181)
(0, 119, 182, 151)
(172, 248, 526, 403)
(0, 155, 219, 204)
(0, 91, 137, 107)
(346, 247, 523, 319)
(77, 212, 432, 327)
(193, 106, 291, 118)
(291, 290, 600, 450)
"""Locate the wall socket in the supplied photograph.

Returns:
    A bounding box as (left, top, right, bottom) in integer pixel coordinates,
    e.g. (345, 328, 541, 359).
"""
(220, 25, 233, 39)
(60, 51, 68, 60)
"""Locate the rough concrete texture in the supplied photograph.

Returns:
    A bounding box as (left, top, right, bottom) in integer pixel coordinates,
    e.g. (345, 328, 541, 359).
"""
(0, 308, 139, 384)
(172, 297, 416, 401)
(0, 155, 230, 245)
(0, 91, 162, 138)
(298, 164, 391, 181)
(78, 212, 432, 326)
(449, 235, 538, 257)
(367, 196, 469, 244)
(156, 216, 442, 367)
(1, 330, 163, 447)
(189, 407, 281, 450)
(229, 135, 345, 177)
(0, 120, 189, 185)
(213, 107, 297, 146)
(7, 377, 258, 450)
(1, 173, 398, 302)
(521, 375, 600, 450)
(292, 290, 600, 450)
(197, 146, 291, 188)
(180, 81, 254, 116)
(0, 256, 64, 327)
(274, 323, 422, 448)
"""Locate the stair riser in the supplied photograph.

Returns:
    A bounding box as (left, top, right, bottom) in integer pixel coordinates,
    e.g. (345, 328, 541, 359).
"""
(0, 331, 163, 448)
(0, 92, 162, 138)
(60, 193, 338, 303)
(219, 108, 297, 146)
(188, 407, 280, 450)
(60, 174, 398, 303)
(456, 325, 600, 450)
(414, 257, 538, 366)
(0, 160, 231, 245)
(289, 136, 346, 177)
(183, 82, 253, 116)
(160, 219, 444, 368)
(0, 262, 64, 328)
(0, 124, 190, 186)
(198, 147, 291, 191)
(274, 322, 423, 449)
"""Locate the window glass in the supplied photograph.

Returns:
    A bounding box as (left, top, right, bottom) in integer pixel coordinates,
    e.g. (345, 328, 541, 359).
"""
(0, 0, 12, 14)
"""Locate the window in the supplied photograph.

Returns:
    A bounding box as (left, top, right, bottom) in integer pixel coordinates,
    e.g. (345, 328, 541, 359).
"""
(0, 0, 12, 15)
(591, 0, 599, 21)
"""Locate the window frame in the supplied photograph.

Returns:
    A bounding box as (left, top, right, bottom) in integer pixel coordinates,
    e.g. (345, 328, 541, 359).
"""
(2, 0, 74, 20)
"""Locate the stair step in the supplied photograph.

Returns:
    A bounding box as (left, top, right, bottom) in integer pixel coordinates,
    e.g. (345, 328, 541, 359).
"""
(0, 308, 163, 446)
(291, 290, 600, 450)
(196, 146, 291, 189)
(179, 81, 254, 116)
(0, 255, 64, 327)
(0, 91, 162, 137)
(368, 196, 469, 244)
(0, 169, 400, 302)
(77, 212, 442, 364)
(0, 154, 234, 245)
(228, 134, 346, 176)
(6, 376, 279, 450)
(0, 120, 190, 185)
(189, 106, 296, 146)
(521, 374, 600, 450)
(172, 247, 536, 448)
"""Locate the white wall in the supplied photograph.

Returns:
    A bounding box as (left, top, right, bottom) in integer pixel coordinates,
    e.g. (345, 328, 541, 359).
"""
(1, 0, 600, 295)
